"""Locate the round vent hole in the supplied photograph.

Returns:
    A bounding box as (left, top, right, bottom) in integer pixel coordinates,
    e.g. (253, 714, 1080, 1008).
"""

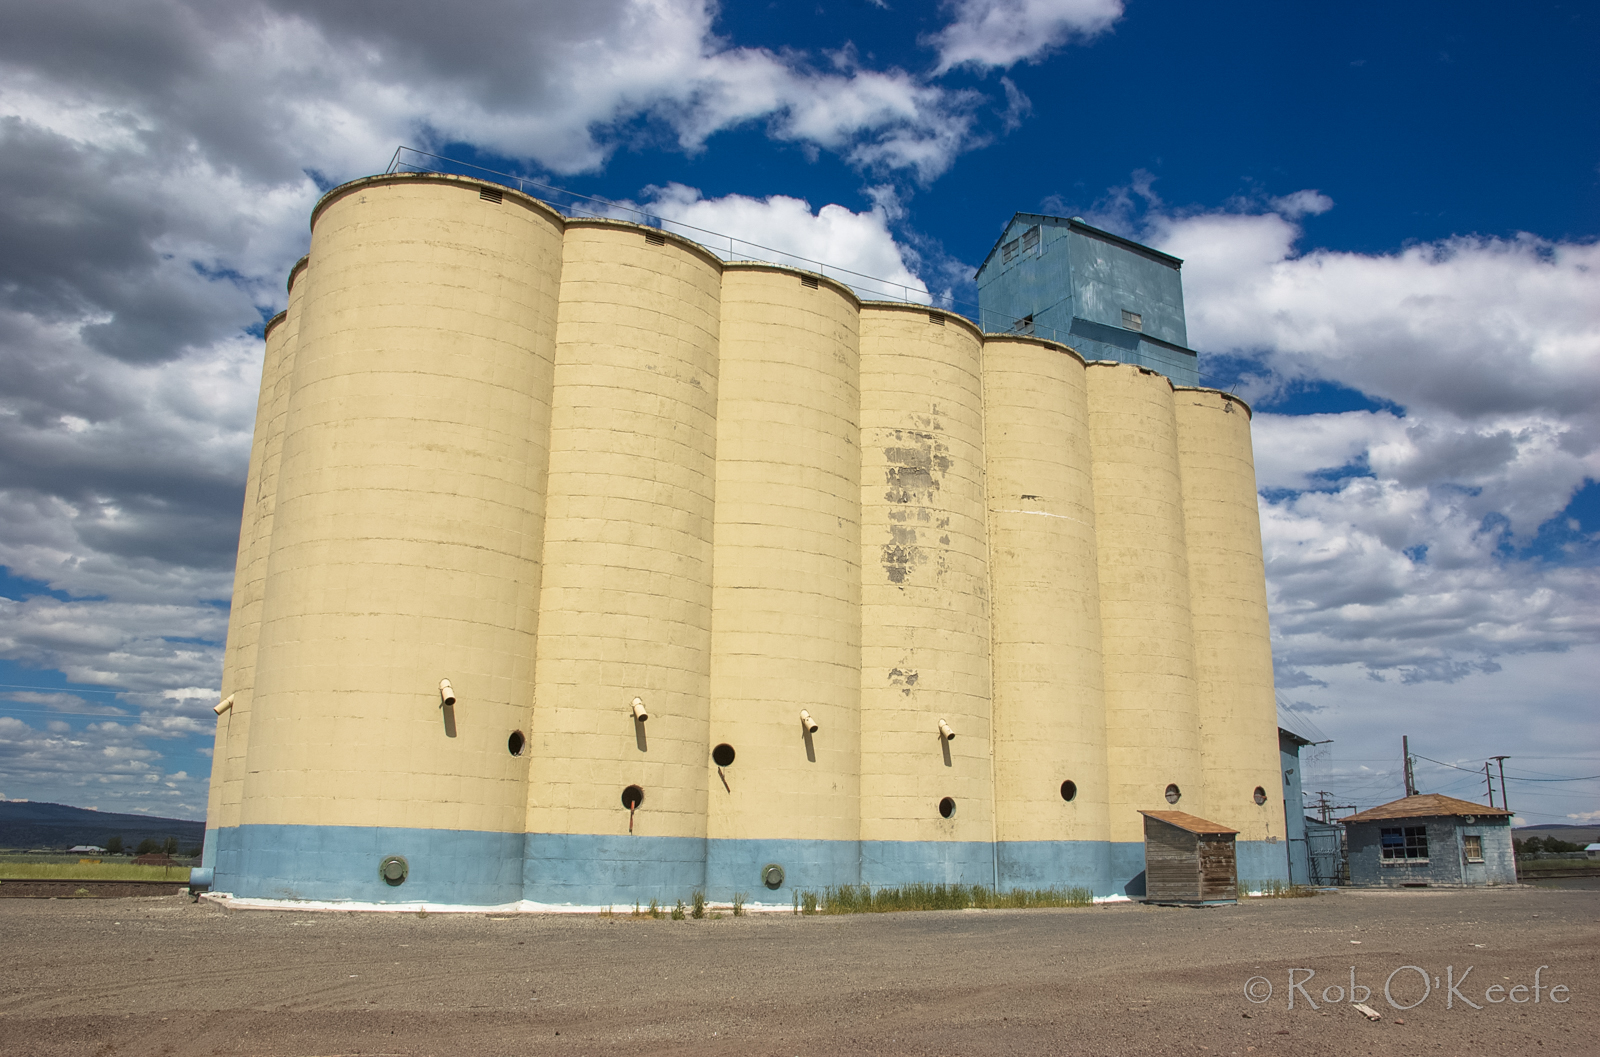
(712, 743, 736, 767)
(1060, 780, 1077, 802)
(761, 863, 785, 889)
(938, 797, 956, 819)
(379, 856, 408, 886)
(1253, 785, 1267, 805)
(508, 731, 526, 757)
(621, 785, 644, 810)
(1165, 783, 1181, 805)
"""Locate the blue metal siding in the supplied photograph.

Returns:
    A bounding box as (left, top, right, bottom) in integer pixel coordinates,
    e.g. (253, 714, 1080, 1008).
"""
(977, 214, 1198, 385)
(1279, 734, 1309, 885)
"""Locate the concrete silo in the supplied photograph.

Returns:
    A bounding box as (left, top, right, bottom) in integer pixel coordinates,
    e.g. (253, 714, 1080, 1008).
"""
(200, 172, 1289, 906)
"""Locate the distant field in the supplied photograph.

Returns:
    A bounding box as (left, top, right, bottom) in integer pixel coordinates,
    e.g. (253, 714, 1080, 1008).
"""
(0, 862, 190, 883)
(1518, 857, 1599, 874)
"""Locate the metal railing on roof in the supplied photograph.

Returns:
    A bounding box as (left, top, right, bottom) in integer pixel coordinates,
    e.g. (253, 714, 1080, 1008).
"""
(381, 147, 1179, 355)
(386, 147, 970, 313)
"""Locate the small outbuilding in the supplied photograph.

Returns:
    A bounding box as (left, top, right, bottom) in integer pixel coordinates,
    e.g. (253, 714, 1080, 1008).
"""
(1586, 843, 1599, 860)
(1139, 810, 1239, 905)
(1341, 794, 1514, 887)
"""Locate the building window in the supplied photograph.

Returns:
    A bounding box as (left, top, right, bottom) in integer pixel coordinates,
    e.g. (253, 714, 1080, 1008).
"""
(1381, 825, 1429, 862)
(1001, 238, 1020, 263)
(1463, 834, 1484, 863)
(1020, 225, 1040, 253)
(1121, 309, 1143, 332)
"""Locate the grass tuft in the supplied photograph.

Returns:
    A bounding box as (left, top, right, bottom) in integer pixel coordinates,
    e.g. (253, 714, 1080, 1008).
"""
(671, 899, 686, 920)
(732, 892, 746, 917)
(1246, 879, 1317, 898)
(691, 890, 706, 919)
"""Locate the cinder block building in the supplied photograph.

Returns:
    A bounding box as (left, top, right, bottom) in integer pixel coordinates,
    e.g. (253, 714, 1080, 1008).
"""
(1342, 794, 1515, 887)
(200, 172, 1287, 906)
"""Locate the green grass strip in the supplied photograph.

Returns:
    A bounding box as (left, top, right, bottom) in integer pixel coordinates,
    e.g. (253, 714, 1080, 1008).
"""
(0, 863, 190, 882)
(800, 882, 1095, 915)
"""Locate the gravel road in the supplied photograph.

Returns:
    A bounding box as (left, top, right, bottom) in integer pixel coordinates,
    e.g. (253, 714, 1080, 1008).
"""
(1, 886, 1592, 1056)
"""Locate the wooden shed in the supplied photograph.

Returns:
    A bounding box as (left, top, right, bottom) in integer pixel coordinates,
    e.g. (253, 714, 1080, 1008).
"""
(1139, 810, 1239, 905)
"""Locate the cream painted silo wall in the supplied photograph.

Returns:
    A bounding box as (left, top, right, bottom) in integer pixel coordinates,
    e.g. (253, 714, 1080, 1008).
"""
(705, 265, 862, 898)
(1087, 362, 1205, 871)
(858, 305, 992, 887)
(202, 295, 294, 867)
(1174, 388, 1287, 882)
(525, 221, 722, 904)
(234, 175, 563, 903)
(213, 257, 309, 840)
(983, 336, 1112, 890)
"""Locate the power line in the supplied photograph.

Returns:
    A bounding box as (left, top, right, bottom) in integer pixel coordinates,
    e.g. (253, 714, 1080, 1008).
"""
(1414, 753, 1599, 783)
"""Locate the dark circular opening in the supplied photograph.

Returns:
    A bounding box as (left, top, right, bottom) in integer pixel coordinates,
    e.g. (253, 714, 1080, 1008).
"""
(1060, 780, 1078, 802)
(621, 784, 644, 810)
(938, 796, 956, 819)
(508, 731, 526, 757)
(1253, 785, 1267, 806)
(379, 855, 408, 886)
(712, 743, 736, 767)
(761, 863, 785, 889)
(1165, 783, 1181, 805)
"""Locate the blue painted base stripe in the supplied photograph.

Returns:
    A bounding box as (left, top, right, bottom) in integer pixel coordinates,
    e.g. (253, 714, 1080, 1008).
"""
(208, 825, 1289, 906)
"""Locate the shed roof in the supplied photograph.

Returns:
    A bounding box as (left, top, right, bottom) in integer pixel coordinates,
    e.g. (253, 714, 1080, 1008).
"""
(1341, 793, 1513, 825)
(1139, 810, 1238, 835)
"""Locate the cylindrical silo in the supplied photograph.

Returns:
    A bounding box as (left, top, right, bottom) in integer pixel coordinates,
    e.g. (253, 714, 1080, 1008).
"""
(234, 174, 563, 904)
(524, 221, 722, 905)
(203, 278, 300, 871)
(983, 336, 1112, 894)
(1174, 387, 1286, 884)
(857, 304, 992, 888)
(704, 264, 861, 900)
(1086, 362, 1205, 891)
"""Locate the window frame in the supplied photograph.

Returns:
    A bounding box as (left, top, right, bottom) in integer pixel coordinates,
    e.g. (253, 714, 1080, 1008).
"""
(1463, 834, 1484, 863)
(1380, 824, 1430, 863)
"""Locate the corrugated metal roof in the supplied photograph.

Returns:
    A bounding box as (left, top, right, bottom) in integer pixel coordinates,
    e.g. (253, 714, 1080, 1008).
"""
(1340, 793, 1513, 825)
(1139, 810, 1239, 835)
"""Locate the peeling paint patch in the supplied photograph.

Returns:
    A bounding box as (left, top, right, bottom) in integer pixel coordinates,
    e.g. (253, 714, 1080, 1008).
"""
(880, 426, 952, 585)
(887, 668, 919, 696)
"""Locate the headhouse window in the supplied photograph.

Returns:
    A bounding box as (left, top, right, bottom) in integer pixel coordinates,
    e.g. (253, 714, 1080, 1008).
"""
(1001, 238, 1020, 264)
(1381, 825, 1428, 861)
(1121, 309, 1143, 332)
(1020, 225, 1039, 253)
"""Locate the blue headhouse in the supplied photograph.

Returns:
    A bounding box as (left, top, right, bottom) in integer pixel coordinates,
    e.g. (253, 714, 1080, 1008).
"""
(975, 213, 1200, 386)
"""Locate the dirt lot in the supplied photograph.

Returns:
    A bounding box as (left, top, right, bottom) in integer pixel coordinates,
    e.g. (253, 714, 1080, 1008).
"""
(0, 886, 1593, 1056)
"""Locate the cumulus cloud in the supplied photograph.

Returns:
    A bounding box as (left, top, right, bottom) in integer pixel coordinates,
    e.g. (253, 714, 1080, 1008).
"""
(0, 0, 1099, 812)
(0, 714, 206, 816)
(1105, 189, 1600, 690)
(644, 184, 931, 302)
(929, 0, 1124, 72)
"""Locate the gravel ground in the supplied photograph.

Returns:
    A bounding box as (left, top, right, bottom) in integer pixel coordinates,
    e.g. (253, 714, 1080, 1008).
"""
(0, 886, 1593, 1056)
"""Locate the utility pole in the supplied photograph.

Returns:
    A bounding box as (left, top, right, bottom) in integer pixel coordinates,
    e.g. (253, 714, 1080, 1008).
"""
(1491, 756, 1511, 813)
(1402, 735, 1417, 796)
(1484, 762, 1496, 807)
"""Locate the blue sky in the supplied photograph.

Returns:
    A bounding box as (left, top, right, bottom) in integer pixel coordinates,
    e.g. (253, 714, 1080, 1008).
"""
(0, 0, 1595, 824)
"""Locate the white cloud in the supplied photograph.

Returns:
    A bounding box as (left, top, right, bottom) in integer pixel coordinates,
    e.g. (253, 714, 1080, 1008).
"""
(0, 0, 1070, 811)
(645, 184, 930, 302)
(929, 0, 1124, 72)
(1116, 192, 1600, 693)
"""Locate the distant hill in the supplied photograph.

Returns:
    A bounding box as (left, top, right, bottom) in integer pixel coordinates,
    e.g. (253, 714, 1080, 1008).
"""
(1512, 823, 1600, 844)
(0, 801, 204, 851)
